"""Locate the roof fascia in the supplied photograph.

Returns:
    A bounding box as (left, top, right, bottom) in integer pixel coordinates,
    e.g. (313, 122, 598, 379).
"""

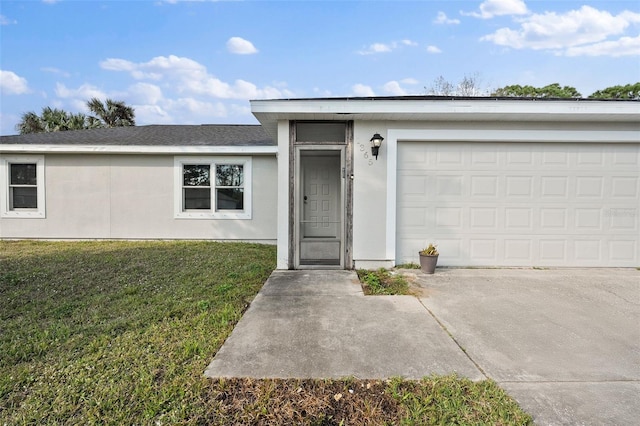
(251, 98, 639, 117)
(0, 145, 278, 155)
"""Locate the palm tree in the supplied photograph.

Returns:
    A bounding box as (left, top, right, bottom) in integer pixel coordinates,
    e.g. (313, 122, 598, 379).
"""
(15, 99, 136, 134)
(87, 98, 135, 127)
(40, 107, 71, 132)
(15, 111, 45, 134)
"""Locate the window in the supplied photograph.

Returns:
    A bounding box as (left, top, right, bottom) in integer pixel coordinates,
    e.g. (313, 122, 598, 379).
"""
(174, 157, 251, 219)
(215, 164, 244, 210)
(1, 156, 46, 218)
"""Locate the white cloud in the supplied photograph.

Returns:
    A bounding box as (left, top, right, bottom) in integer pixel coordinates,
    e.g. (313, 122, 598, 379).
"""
(426, 45, 442, 54)
(313, 87, 333, 97)
(55, 82, 107, 100)
(564, 35, 640, 57)
(41, 67, 71, 77)
(357, 40, 418, 55)
(168, 98, 228, 117)
(351, 84, 375, 97)
(133, 104, 173, 125)
(434, 11, 460, 25)
(1, 14, 17, 25)
(100, 58, 136, 72)
(383, 81, 407, 96)
(401, 39, 418, 47)
(400, 78, 419, 85)
(230, 103, 251, 117)
(128, 82, 163, 104)
(464, 0, 528, 19)
(226, 37, 258, 55)
(358, 43, 392, 55)
(481, 5, 640, 56)
(100, 55, 292, 100)
(0, 70, 29, 95)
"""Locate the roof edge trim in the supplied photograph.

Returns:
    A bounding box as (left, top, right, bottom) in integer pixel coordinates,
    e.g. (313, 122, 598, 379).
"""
(0, 145, 278, 155)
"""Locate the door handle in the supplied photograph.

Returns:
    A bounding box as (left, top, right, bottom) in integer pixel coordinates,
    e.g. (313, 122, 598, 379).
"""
(304, 195, 308, 203)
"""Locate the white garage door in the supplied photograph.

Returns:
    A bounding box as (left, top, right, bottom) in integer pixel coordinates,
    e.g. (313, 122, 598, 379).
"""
(396, 142, 640, 267)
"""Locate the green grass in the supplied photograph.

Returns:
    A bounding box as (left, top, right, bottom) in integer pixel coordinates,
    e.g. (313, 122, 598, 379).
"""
(395, 262, 421, 270)
(1, 241, 532, 425)
(357, 268, 412, 295)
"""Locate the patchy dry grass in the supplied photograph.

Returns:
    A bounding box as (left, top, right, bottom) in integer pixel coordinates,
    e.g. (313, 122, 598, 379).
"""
(357, 268, 413, 295)
(1, 241, 532, 425)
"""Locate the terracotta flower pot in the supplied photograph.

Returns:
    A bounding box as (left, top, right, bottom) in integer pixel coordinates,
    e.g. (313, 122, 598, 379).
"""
(419, 253, 438, 274)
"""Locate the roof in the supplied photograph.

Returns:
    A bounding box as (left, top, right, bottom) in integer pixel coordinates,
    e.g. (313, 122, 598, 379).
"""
(251, 95, 640, 138)
(0, 124, 274, 147)
(258, 95, 638, 103)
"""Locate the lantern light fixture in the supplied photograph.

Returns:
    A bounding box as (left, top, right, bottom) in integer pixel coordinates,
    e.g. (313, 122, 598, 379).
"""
(370, 133, 384, 160)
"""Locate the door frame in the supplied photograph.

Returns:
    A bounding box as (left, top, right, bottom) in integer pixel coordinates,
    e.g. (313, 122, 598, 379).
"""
(288, 120, 354, 270)
(294, 146, 346, 269)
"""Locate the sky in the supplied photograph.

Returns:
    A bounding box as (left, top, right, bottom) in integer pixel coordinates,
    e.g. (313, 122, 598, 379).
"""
(0, 0, 639, 135)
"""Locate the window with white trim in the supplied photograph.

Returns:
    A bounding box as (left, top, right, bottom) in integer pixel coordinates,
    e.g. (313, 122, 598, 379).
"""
(174, 157, 251, 219)
(1, 155, 46, 218)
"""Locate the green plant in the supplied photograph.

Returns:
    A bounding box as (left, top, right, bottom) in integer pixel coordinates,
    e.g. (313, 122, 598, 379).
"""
(420, 243, 439, 256)
(395, 262, 421, 269)
(356, 268, 410, 295)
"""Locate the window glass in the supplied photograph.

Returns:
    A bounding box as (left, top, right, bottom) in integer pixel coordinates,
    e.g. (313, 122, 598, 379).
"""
(10, 187, 38, 209)
(216, 165, 243, 187)
(183, 165, 210, 210)
(217, 188, 244, 210)
(10, 164, 37, 185)
(215, 165, 244, 211)
(296, 122, 346, 142)
(184, 188, 211, 209)
(9, 164, 38, 209)
(183, 165, 210, 186)
(2, 156, 45, 218)
(174, 157, 251, 219)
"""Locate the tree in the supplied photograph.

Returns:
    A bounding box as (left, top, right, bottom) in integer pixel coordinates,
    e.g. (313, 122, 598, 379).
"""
(492, 83, 582, 98)
(588, 83, 640, 100)
(16, 107, 93, 134)
(426, 73, 489, 97)
(87, 98, 135, 127)
(16, 111, 45, 134)
(15, 98, 135, 134)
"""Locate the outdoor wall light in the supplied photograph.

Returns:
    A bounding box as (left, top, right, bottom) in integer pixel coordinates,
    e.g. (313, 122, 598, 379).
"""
(370, 133, 384, 160)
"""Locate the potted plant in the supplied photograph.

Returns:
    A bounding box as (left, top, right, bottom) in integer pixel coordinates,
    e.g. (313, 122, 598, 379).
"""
(419, 243, 439, 274)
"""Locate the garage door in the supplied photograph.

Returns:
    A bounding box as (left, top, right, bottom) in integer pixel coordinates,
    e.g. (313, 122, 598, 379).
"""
(396, 142, 639, 267)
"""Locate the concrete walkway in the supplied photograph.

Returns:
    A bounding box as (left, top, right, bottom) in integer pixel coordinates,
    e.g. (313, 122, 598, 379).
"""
(411, 268, 640, 426)
(205, 268, 640, 426)
(205, 270, 483, 379)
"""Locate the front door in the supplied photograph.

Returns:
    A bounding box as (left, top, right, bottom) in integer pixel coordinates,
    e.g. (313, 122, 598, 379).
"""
(298, 151, 342, 267)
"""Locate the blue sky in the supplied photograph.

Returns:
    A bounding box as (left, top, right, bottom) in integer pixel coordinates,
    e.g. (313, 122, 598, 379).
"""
(1, 0, 638, 135)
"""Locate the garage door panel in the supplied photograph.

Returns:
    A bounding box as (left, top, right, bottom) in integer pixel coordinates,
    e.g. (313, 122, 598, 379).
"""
(396, 142, 640, 267)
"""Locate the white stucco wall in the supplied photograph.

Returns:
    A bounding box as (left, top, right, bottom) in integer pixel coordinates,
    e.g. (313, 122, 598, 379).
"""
(351, 120, 640, 269)
(276, 120, 291, 269)
(352, 122, 391, 268)
(0, 153, 277, 242)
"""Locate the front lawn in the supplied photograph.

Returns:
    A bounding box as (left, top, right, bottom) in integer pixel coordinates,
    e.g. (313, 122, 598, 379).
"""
(1, 241, 531, 425)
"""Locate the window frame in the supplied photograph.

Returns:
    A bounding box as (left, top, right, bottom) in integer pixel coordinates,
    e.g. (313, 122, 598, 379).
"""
(174, 156, 252, 220)
(1, 155, 46, 218)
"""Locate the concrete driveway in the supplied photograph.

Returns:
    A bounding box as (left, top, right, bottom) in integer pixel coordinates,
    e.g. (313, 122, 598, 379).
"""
(205, 268, 639, 425)
(412, 268, 640, 426)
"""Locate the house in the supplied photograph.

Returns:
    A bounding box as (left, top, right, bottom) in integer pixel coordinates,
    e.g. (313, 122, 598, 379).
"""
(2, 96, 639, 268)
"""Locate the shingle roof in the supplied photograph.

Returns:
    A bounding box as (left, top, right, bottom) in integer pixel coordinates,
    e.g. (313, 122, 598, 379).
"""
(0, 125, 274, 146)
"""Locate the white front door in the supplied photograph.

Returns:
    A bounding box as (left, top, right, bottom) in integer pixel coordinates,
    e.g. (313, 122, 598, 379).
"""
(303, 156, 339, 238)
(299, 152, 342, 266)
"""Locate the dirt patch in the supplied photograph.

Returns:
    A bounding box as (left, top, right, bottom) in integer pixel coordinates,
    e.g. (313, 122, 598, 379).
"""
(206, 378, 402, 425)
(394, 270, 431, 298)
